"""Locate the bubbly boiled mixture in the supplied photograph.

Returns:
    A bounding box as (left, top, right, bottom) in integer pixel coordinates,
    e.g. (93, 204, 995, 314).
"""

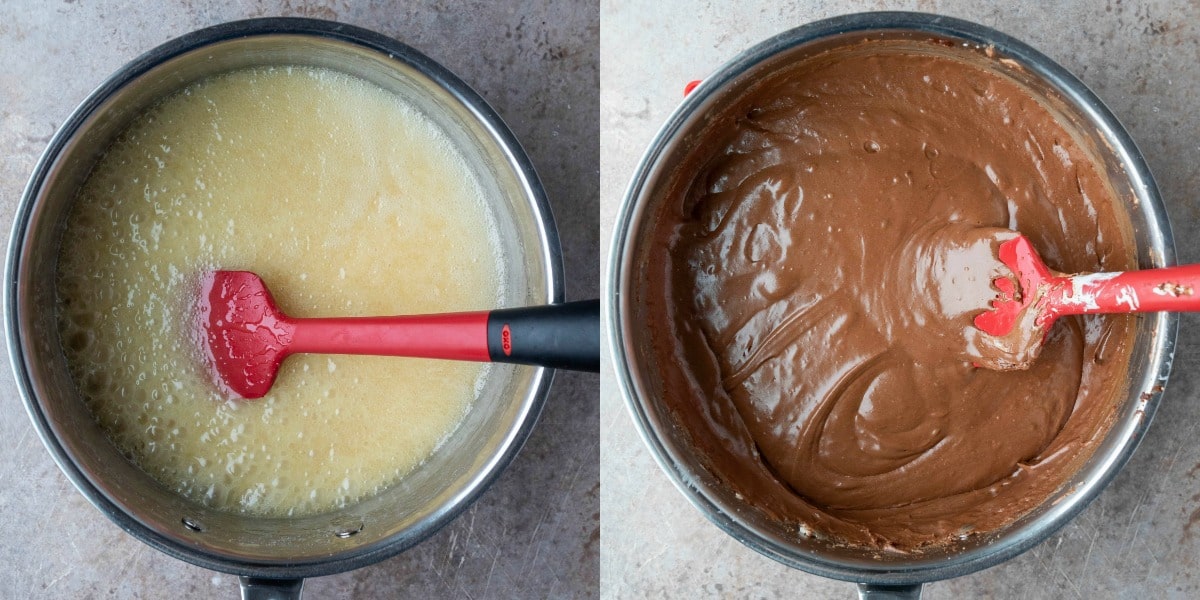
(636, 43, 1138, 550)
(57, 66, 504, 516)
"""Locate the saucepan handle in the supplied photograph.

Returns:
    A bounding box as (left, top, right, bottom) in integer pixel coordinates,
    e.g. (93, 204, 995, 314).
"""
(857, 583, 923, 599)
(239, 577, 304, 600)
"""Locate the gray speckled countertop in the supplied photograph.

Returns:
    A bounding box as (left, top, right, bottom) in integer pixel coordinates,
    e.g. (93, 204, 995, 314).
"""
(0, 1, 598, 598)
(601, 1, 1200, 598)
(12, 0, 1200, 597)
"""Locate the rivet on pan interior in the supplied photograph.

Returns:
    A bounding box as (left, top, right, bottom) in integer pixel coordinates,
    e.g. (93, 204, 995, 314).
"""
(181, 516, 206, 533)
(332, 517, 364, 539)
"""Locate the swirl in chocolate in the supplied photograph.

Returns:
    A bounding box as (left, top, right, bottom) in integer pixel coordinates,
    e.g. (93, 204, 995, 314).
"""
(635, 42, 1136, 550)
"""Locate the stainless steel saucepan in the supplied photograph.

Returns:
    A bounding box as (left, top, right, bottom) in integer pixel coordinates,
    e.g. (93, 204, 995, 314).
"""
(607, 12, 1175, 598)
(7, 17, 561, 599)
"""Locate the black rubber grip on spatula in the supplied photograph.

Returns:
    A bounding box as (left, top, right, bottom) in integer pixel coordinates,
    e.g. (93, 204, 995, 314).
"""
(486, 300, 600, 372)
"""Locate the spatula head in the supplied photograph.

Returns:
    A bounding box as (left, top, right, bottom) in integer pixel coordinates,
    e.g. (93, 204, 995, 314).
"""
(198, 271, 295, 399)
(973, 234, 1054, 337)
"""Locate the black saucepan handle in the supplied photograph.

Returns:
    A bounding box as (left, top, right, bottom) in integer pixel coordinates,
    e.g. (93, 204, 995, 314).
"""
(486, 300, 600, 372)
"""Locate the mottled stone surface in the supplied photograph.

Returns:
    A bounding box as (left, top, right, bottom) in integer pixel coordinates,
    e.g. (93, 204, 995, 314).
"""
(601, 1, 1200, 598)
(0, 1, 598, 598)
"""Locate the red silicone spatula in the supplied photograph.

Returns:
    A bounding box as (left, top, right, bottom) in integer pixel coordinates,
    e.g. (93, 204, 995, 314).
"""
(974, 234, 1200, 343)
(198, 270, 599, 399)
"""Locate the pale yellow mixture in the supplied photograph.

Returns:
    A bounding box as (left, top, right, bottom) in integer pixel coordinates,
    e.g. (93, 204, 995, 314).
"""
(56, 66, 504, 516)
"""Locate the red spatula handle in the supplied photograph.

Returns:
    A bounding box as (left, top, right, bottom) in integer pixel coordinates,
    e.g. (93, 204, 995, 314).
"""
(285, 300, 600, 372)
(289, 311, 491, 361)
(1049, 264, 1200, 318)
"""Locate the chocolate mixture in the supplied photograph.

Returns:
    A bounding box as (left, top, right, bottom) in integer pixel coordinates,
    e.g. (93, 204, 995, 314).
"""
(635, 42, 1137, 550)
